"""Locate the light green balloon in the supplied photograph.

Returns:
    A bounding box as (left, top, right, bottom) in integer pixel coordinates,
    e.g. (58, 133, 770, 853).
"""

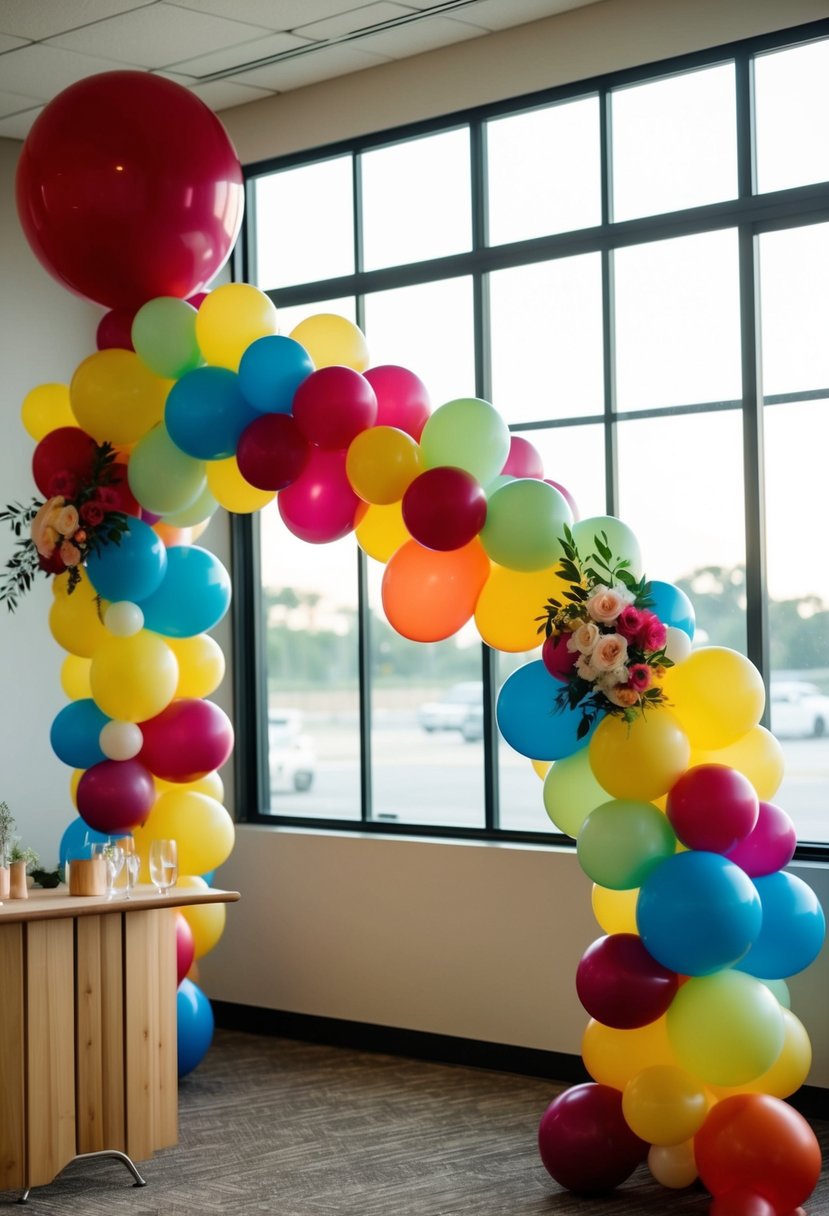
(543, 748, 610, 838)
(132, 297, 202, 380)
(420, 397, 510, 484)
(571, 515, 643, 580)
(577, 799, 676, 890)
(128, 424, 207, 516)
(760, 978, 791, 1009)
(480, 478, 573, 571)
(163, 482, 218, 527)
(667, 972, 785, 1087)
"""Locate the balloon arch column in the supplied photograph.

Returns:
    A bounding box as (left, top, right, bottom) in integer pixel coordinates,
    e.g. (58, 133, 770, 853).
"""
(7, 69, 824, 1210)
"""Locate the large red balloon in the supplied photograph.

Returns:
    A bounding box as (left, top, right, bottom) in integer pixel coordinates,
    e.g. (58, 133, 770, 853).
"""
(292, 366, 377, 450)
(237, 413, 310, 491)
(16, 72, 243, 309)
(139, 698, 234, 783)
(32, 427, 97, 498)
(538, 1083, 648, 1194)
(77, 759, 155, 834)
(667, 763, 758, 854)
(401, 466, 487, 551)
(575, 933, 678, 1029)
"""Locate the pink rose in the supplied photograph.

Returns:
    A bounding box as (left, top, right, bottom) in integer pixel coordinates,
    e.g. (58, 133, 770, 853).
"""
(591, 633, 629, 672)
(605, 684, 639, 708)
(59, 540, 82, 567)
(94, 486, 120, 510)
(617, 606, 643, 640)
(637, 612, 667, 652)
(627, 663, 653, 692)
(567, 621, 600, 655)
(54, 504, 80, 537)
(80, 500, 105, 527)
(585, 587, 629, 623)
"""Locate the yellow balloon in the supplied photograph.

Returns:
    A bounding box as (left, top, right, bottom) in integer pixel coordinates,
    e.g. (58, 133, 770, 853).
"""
(475, 562, 560, 653)
(155, 771, 225, 802)
(144, 789, 234, 875)
(355, 501, 410, 562)
(591, 883, 640, 934)
(70, 349, 169, 445)
(70, 768, 83, 809)
(60, 654, 92, 699)
(589, 709, 690, 802)
(648, 1141, 698, 1189)
(345, 426, 421, 504)
(195, 283, 278, 370)
(289, 313, 369, 371)
(177, 874, 227, 958)
(166, 634, 226, 699)
(89, 631, 178, 722)
(206, 455, 275, 514)
(49, 570, 110, 657)
(582, 1016, 677, 1090)
(20, 383, 75, 440)
(690, 725, 784, 801)
(531, 758, 551, 780)
(622, 1065, 709, 1146)
(710, 1008, 812, 1100)
(662, 646, 765, 749)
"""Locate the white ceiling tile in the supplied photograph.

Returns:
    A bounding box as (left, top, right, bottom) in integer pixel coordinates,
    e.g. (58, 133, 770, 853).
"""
(0, 0, 153, 41)
(352, 14, 487, 57)
(187, 78, 274, 109)
(46, 5, 273, 70)
(163, 0, 365, 31)
(458, 0, 601, 30)
(294, 3, 417, 41)
(0, 34, 31, 52)
(0, 88, 41, 117)
(0, 44, 140, 100)
(229, 42, 392, 91)
(166, 31, 313, 79)
(0, 106, 42, 139)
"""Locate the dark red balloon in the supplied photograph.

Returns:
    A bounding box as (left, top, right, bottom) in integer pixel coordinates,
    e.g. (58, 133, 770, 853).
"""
(667, 763, 759, 854)
(363, 365, 431, 440)
(139, 699, 234, 783)
(575, 933, 678, 1029)
(76, 759, 155, 834)
(401, 466, 487, 551)
(96, 307, 136, 351)
(538, 1083, 648, 1194)
(32, 427, 97, 498)
(16, 72, 243, 309)
(292, 366, 377, 450)
(237, 413, 310, 491)
(109, 461, 141, 517)
(541, 632, 577, 682)
(176, 913, 196, 985)
(501, 435, 544, 479)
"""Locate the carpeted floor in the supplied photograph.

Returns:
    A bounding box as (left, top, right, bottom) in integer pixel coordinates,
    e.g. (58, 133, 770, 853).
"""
(3, 1028, 827, 1215)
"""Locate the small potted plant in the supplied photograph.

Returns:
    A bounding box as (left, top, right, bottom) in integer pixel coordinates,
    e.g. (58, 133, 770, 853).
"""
(0, 801, 13, 900)
(8, 839, 39, 901)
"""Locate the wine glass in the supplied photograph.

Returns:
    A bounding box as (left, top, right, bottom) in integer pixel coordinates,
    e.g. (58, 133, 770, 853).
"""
(114, 836, 140, 899)
(102, 844, 125, 900)
(149, 840, 178, 895)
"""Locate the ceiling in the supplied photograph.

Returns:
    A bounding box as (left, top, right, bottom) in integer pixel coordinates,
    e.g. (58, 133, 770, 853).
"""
(0, 0, 600, 141)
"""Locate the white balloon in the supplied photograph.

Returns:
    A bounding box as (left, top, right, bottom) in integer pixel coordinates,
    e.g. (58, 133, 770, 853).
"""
(647, 1141, 698, 1189)
(664, 625, 693, 666)
(99, 720, 143, 761)
(104, 600, 144, 637)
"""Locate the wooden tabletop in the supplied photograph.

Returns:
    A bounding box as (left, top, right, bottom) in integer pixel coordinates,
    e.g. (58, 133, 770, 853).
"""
(0, 884, 239, 924)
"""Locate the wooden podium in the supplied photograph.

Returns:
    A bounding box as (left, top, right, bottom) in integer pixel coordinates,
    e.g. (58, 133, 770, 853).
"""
(0, 885, 238, 1197)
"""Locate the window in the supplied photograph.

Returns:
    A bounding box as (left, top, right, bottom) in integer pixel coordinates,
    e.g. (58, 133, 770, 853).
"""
(236, 21, 829, 850)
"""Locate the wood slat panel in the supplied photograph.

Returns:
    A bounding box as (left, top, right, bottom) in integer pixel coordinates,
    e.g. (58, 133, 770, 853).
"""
(0, 923, 25, 1190)
(26, 919, 76, 1187)
(155, 907, 178, 1149)
(99, 912, 125, 1150)
(75, 916, 104, 1153)
(124, 909, 163, 1161)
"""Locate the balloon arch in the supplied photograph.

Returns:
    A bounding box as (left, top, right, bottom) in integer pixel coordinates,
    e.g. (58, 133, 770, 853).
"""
(8, 69, 824, 1211)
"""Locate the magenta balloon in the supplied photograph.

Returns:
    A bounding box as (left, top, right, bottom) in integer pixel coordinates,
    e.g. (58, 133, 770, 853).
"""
(278, 447, 361, 543)
(501, 435, 544, 479)
(77, 759, 155, 833)
(363, 365, 431, 440)
(176, 914, 196, 985)
(538, 1083, 648, 1194)
(575, 933, 679, 1029)
(667, 763, 759, 854)
(545, 479, 579, 520)
(726, 800, 798, 877)
(139, 698, 234, 783)
(16, 72, 243, 309)
(292, 366, 377, 450)
(541, 633, 578, 683)
(401, 466, 487, 551)
(237, 413, 310, 491)
(96, 307, 136, 351)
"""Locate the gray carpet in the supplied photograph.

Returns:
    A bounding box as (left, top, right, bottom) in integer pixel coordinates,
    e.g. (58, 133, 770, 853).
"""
(4, 1028, 827, 1214)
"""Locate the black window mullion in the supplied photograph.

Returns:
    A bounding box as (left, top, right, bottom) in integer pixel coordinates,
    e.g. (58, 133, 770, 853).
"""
(600, 85, 619, 515)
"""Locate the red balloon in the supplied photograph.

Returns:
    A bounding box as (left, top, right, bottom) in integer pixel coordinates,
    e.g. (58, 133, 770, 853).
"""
(176, 913, 196, 985)
(725, 800, 797, 877)
(363, 365, 431, 440)
(709, 1192, 778, 1216)
(501, 435, 544, 479)
(575, 933, 678, 1029)
(278, 448, 361, 543)
(16, 72, 243, 309)
(538, 1083, 648, 1194)
(109, 461, 141, 518)
(667, 764, 759, 854)
(541, 633, 577, 682)
(96, 307, 136, 351)
(32, 427, 97, 498)
(139, 699, 234, 783)
(77, 759, 155, 833)
(401, 466, 487, 551)
(694, 1094, 821, 1213)
(237, 413, 310, 491)
(292, 366, 377, 450)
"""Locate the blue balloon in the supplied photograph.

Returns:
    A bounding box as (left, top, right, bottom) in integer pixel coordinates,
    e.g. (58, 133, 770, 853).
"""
(59, 816, 109, 865)
(177, 978, 214, 1077)
(140, 546, 231, 637)
(637, 851, 762, 976)
(85, 516, 167, 603)
(647, 580, 695, 639)
(50, 699, 109, 769)
(201, 870, 216, 886)
(736, 872, 826, 979)
(165, 366, 258, 460)
(238, 335, 314, 414)
(496, 659, 600, 761)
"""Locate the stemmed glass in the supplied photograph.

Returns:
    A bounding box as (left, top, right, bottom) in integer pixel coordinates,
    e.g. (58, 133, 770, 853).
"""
(114, 836, 140, 899)
(149, 840, 178, 895)
(102, 843, 125, 900)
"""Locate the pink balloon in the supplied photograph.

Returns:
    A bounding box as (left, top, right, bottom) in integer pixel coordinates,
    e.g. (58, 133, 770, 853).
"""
(363, 365, 431, 440)
(292, 366, 377, 450)
(96, 307, 136, 351)
(139, 698, 234, 783)
(501, 435, 544, 479)
(726, 801, 797, 877)
(545, 479, 579, 520)
(176, 913, 196, 984)
(575, 933, 678, 1029)
(538, 1083, 648, 1194)
(187, 292, 208, 309)
(278, 447, 361, 543)
(401, 466, 487, 551)
(77, 759, 155, 833)
(667, 764, 759, 853)
(541, 633, 577, 682)
(237, 413, 310, 491)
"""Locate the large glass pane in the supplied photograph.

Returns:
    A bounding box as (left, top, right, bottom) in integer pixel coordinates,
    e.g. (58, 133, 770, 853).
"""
(496, 650, 554, 835)
(259, 503, 361, 820)
(361, 129, 471, 271)
(616, 410, 747, 653)
(489, 255, 604, 424)
(254, 158, 354, 290)
(758, 223, 829, 397)
(614, 229, 742, 411)
(526, 422, 607, 523)
(611, 64, 737, 221)
(363, 277, 475, 406)
(765, 398, 829, 844)
(755, 38, 829, 194)
(486, 96, 601, 244)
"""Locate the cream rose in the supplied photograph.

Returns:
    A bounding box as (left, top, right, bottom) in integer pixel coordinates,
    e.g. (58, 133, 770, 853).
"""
(567, 621, 600, 655)
(585, 587, 630, 624)
(31, 496, 65, 558)
(591, 633, 629, 672)
(604, 683, 639, 708)
(576, 652, 598, 682)
(54, 504, 80, 537)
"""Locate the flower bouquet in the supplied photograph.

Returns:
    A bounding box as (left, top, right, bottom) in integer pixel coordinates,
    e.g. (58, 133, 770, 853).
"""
(537, 526, 673, 737)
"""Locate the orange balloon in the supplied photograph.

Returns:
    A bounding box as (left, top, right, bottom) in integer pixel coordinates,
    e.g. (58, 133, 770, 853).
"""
(381, 538, 490, 642)
(153, 521, 193, 546)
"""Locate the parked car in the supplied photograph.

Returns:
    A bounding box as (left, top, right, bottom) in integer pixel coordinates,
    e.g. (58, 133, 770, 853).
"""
(269, 710, 316, 792)
(418, 681, 483, 734)
(770, 681, 829, 739)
